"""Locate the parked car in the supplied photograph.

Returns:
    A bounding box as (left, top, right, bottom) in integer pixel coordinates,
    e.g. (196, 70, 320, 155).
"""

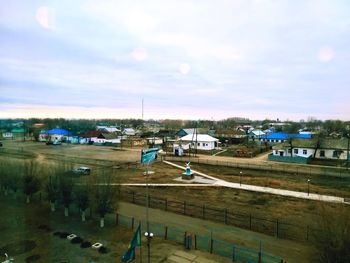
(72, 166, 91, 175)
(46, 140, 61, 145)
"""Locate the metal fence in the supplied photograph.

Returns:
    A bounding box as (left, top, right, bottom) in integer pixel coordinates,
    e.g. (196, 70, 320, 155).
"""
(163, 156, 350, 178)
(121, 190, 317, 242)
(1, 190, 285, 263)
(115, 213, 283, 263)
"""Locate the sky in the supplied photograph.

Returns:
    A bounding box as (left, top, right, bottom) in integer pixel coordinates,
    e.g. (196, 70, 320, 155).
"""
(1, 0, 350, 121)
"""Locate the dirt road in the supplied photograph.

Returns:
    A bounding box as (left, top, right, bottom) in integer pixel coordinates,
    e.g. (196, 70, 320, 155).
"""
(118, 202, 316, 263)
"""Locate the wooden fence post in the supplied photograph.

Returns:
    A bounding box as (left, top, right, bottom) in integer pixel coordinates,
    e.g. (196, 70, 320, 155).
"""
(194, 234, 197, 250)
(165, 198, 168, 211)
(132, 191, 135, 203)
(202, 204, 205, 219)
(164, 226, 168, 240)
(276, 219, 279, 238)
(184, 201, 186, 215)
(131, 217, 134, 230)
(116, 213, 119, 225)
(306, 225, 309, 241)
(224, 209, 228, 224)
(249, 214, 252, 230)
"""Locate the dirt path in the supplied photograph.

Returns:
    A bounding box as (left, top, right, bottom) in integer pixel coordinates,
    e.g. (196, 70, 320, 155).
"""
(162, 161, 348, 204)
(118, 202, 316, 263)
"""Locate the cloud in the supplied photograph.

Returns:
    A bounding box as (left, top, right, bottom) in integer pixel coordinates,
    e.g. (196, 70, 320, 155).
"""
(317, 46, 335, 62)
(35, 6, 55, 30)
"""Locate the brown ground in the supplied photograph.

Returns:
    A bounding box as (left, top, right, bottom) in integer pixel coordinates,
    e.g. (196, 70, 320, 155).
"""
(0, 140, 346, 262)
(0, 195, 232, 263)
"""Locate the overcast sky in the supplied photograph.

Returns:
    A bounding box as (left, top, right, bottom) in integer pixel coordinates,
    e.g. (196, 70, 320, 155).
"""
(1, 0, 350, 120)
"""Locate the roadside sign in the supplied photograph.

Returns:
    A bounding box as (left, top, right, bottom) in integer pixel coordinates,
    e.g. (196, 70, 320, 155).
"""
(141, 148, 159, 164)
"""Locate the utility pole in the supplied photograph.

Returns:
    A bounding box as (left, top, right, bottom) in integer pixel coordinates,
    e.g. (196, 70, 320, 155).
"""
(347, 125, 350, 169)
(142, 98, 144, 121)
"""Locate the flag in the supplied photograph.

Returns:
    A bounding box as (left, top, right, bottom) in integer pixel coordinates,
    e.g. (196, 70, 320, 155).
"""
(121, 224, 142, 262)
(141, 147, 159, 164)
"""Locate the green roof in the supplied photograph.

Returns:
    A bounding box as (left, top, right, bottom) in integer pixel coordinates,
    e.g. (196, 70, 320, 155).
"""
(11, 128, 25, 133)
(277, 137, 349, 150)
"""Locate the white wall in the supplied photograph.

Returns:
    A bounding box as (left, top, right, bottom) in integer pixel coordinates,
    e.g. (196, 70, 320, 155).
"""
(2, 133, 13, 138)
(190, 141, 216, 150)
(274, 147, 349, 160)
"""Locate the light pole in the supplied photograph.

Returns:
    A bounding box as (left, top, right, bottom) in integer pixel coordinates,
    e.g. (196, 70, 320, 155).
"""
(144, 231, 153, 263)
(240, 171, 242, 186)
(307, 179, 310, 196)
(347, 132, 349, 169)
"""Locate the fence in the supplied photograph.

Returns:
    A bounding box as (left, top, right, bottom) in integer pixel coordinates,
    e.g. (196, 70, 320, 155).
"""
(163, 156, 350, 178)
(114, 213, 283, 263)
(120, 190, 317, 242)
(0, 192, 283, 263)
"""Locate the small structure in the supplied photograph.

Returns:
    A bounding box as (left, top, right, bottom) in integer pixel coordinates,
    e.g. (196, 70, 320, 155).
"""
(260, 132, 312, 144)
(96, 125, 121, 133)
(269, 137, 350, 163)
(248, 130, 265, 142)
(182, 162, 194, 180)
(123, 128, 136, 136)
(177, 134, 219, 151)
(39, 128, 72, 142)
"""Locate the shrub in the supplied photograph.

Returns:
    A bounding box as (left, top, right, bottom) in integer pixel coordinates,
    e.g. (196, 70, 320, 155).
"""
(71, 237, 83, 244)
(80, 241, 91, 248)
(98, 246, 109, 254)
(59, 232, 69, 238)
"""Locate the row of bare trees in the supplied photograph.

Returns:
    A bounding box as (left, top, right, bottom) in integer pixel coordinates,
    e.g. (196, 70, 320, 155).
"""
(0, 159, 119, 228)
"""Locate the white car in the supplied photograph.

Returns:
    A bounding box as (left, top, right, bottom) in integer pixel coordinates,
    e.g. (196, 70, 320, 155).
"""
(72, 167, 91, 175)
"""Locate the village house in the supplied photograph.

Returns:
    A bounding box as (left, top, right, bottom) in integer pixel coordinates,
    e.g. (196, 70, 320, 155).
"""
(95, 133, 121, 144)
(248, 130, 265, 142)
(1, 129, 25, 140)
(260, 132, 312, 144)
(174, 134, 219, 151)
(96, 126, 121, 133)
(39, 128, 72, 142)
(269, 137, 350, 164)
(214, 129, 246, 144)
(123, 128, 136, 136)
(175, 128, 208, 139)
(79, 130, 102, 144)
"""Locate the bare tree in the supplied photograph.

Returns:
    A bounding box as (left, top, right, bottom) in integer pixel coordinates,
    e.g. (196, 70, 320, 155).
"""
(0, 160, 9, 195)
(59, 172, 74, 217)
(22, 161, 41, 203)
(93, 168, 119, 228)
(45, 164, 67, 212)
(75, 181, 91, 222)
(7, 161, 22, 199)
(46, 174, 60, 212)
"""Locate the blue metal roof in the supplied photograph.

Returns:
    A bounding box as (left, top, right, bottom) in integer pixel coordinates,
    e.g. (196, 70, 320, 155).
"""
(261, 132, 312, 140)
(40, 128, 72, 136)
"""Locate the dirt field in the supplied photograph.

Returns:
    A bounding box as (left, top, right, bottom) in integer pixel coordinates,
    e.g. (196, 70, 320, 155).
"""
(176, 162, 350, 198)
(0, 140, 346, 262)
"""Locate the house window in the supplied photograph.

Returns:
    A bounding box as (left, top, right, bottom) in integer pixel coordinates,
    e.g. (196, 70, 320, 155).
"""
(275, 150, 278, 155)
(320, 150, 325, 157)
(333, 151, 338, 158)
(303, 149, 307, 155)
(288, 149, 292, 154)
(197, 143, 200, 146)
(294, 149, 298, 154)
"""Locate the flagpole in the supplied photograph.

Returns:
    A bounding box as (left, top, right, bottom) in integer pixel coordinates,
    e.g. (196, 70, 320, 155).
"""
(146, 162, 151, 263)
(139, 221, 142, 263)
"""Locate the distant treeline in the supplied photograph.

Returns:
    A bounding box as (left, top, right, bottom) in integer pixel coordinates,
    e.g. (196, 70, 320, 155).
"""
(0, 117, 349, 136)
